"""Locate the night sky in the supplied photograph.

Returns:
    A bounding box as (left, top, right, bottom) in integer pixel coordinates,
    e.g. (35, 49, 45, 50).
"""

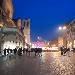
(12, 0, 75, 42)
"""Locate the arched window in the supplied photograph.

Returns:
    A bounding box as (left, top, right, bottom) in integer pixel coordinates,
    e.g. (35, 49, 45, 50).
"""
(27, 22, 29, 27)
(23, 21, 26, 27)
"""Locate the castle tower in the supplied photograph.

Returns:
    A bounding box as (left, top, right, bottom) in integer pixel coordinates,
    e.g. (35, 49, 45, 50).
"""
(22, 19, 30, 45)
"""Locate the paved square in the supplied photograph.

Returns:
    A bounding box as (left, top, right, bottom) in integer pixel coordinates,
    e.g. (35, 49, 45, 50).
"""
(0, 51, 75, 75)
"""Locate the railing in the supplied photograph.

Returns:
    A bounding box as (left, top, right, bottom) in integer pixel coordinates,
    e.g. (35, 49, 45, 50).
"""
(0, 7, 16, 27)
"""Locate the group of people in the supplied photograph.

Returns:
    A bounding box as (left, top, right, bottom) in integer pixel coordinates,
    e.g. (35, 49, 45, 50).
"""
(60, 46, 70, 57)
(4, 48, 17, 55)
(3, 47, 42, 58)
(26, 47, 42, 57)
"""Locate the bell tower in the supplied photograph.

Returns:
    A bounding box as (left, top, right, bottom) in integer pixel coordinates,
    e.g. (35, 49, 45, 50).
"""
(22, 19, 30, 45)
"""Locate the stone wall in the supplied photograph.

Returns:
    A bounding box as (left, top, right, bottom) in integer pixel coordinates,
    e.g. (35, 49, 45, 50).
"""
(2, 0, 13, 19)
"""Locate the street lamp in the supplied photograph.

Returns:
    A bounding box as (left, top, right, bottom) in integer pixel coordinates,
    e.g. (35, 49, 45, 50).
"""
(59, 26, 67, 48)
(38, 37, 39, 39)
(38, 37, 41, 41)
(59, 26, 66, 30)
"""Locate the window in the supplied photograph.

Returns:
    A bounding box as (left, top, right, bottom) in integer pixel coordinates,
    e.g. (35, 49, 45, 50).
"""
(27, 22, 29, 27)
(23, 21, 26, 27)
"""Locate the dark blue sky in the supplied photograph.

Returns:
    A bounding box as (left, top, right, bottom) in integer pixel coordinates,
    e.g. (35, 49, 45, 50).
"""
(12, 0, 75, 42)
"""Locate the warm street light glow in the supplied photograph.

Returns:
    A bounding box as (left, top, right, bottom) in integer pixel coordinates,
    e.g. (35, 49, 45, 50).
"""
(48, 42, 49, 45)
(59, 26, 66, 30)
(30, 43, 31, 45)
(63, 26, 66, 29)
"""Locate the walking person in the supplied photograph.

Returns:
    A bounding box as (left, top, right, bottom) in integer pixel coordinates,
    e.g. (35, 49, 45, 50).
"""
(60, 46, 63, 55)
(35, 48, 37, 57)
(66, 47, 70, 57)
(23, 48, 25, 53)
(4, 48, 6, 55)
(26, 48, 28, 54)
(18, 48, 21, 58)
(7, 48, 9, 55)
(14, 48, 17, 55)
(63, 47, 70, 57)
(28, 47, 31, 57)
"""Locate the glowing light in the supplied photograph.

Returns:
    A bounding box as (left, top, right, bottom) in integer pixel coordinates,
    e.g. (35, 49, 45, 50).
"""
(30, 43, 31, 45)
(63, 26, 66, 29)
(38, 37, 40, 39)
(59, 27, 62, 30)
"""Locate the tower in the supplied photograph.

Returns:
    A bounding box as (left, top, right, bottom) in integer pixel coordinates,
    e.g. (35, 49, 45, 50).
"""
(22, 19, 30, 45)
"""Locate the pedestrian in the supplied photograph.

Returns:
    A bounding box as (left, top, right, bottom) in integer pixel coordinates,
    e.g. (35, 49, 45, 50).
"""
(26, 48, 28, 54)
(66, 48, 70, 57)
(7, 48, 9, 55)
(4, 48, 6, 55)
(23, 48, 25, 53)
(60, 46, 63, 55)
(18, 48, 21, 58)
(63, 47, 70, 57)
(38, 48, 42, 57)
(14, 48, 17, 55)
(28, 47, 31, 57)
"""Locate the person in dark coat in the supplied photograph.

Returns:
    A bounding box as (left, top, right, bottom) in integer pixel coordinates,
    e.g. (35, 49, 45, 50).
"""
(35, 48, 37, 56)
(4, 48, 6, 55)
(14, 48, 17, 55)
(23, 48, 25, 53)
(7, 48, 10, 55)
(60, 46, 63, 55)
(18, 48, 21, 58)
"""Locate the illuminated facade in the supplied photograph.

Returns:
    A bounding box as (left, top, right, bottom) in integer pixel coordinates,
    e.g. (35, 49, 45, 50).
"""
(50, 38, 58, 47)
(57, 36, 63, 50)
(0, 0, 25, 54)
(62, 22, 70, 48)
(67, 20, 75, 48)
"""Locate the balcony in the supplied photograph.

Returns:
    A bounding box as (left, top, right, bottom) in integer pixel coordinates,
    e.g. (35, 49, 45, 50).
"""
(0, 7, 16, 27)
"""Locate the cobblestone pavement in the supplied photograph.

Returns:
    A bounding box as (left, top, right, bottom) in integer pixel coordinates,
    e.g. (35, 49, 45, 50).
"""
(0, 51, 75, 75)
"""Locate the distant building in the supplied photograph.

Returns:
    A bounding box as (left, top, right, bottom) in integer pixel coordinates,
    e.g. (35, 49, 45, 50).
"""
(50, 38, 58, 47)
(22, 19, 30, 45)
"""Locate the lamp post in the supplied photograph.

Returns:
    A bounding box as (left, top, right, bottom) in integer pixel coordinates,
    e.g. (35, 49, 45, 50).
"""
(59, 26, 67, 48)
(38, 37, 41, 41)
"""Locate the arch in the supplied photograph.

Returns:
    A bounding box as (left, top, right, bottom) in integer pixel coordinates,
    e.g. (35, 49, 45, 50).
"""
(3, 34, 17, 41)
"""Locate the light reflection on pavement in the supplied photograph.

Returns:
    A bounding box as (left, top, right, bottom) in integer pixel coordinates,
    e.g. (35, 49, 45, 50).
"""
(0, 52, 75, 75)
